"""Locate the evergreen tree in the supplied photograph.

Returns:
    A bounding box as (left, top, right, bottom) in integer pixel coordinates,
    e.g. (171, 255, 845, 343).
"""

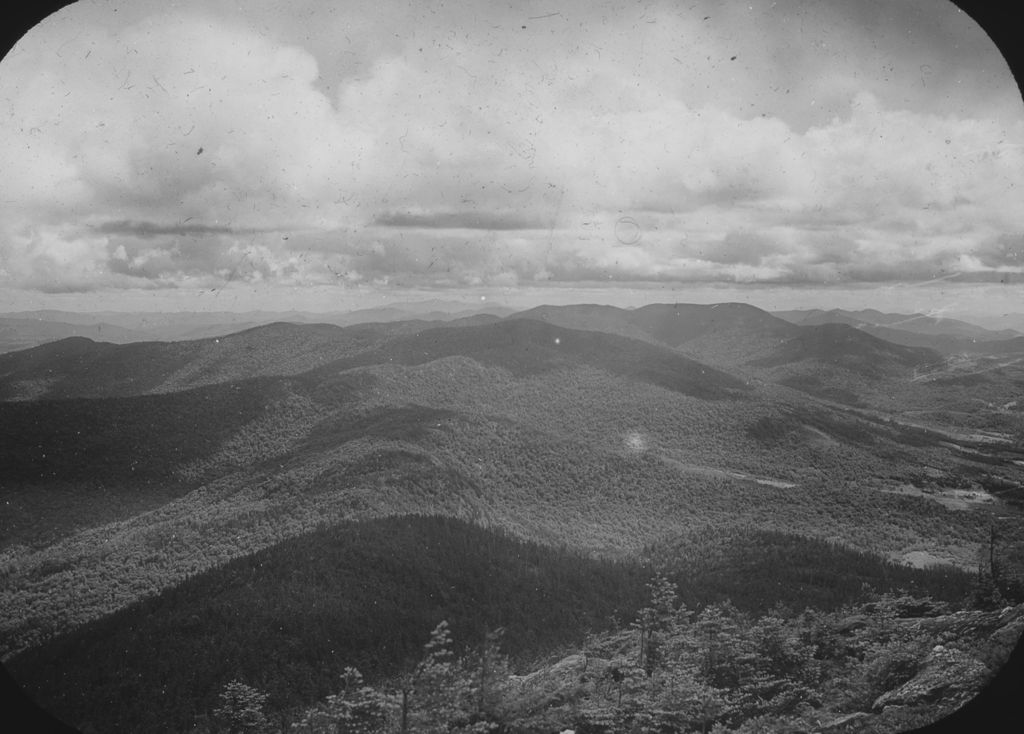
(631, 573, 682, 675)
(468, 628, 511, 727)
(291, 667, 388, 734)
(412, 620, 472, 733)
(694, 603, 748, 689)
(213, 680, 269, 734)
(969, 563, 1006, 611)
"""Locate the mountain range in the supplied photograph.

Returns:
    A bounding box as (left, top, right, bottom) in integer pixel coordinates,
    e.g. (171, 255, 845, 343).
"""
(1, 301, 1023, 733)
(775, 308, 1024, 355)
(7, 301, 1023, 357)
(0, 301, 516, 353)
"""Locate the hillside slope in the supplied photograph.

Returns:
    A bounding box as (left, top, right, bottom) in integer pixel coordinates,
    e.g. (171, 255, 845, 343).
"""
(510, 302, 942, 374)
(513, 301, 796, 360)
(4, 519, 979, 734)
(2, 308, 1023, 734)
(2, 338, 1010, 661)
(511, 302, 944, 406)
(0, 322, 403, 400)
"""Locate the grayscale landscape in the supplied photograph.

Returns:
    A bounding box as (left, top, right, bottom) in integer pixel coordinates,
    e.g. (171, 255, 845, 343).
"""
(1, 2, 1023, 733)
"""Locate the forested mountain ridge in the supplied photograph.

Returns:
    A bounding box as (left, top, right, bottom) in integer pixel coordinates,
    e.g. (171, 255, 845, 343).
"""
(0, 303, 954, 404)
(1, 306, 1023, 733)
(510, 301, 941, 369)
(0, 303, 514, 354)
(0, 317, 750, 402)
(4, 517, 994, 734)
(509, 302, 946, 405)
(0, 321, 403, 401)
(511, 302, 798, 365)
(514, 302, 796, 344)
(508, 303, 1024, 430)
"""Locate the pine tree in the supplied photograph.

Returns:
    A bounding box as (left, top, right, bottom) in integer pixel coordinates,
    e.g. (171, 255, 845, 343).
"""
(631, 573, 682, 675)
(412, 620, 472, 733)
(694, 603, 747, 689)
(291, 667, 389, 734)
(213, 680, 269, 734)
(469, 628, 511, 727)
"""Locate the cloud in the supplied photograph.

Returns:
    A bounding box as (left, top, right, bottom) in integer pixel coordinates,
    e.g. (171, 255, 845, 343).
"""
(690, 231, 787, 266)
(968, 234, 1024, 269)
(0, 12, 365, 223)
(373, 210, 555, 231)
(96, 220, 267, 237)
(0, 2, 1021, 294)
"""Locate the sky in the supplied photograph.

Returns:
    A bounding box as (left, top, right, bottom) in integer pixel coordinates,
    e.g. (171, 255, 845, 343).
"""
(0, 0, 1022, 319)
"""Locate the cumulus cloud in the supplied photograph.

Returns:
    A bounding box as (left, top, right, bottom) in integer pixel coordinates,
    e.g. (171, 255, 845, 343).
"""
(0, 0, 1021, 295)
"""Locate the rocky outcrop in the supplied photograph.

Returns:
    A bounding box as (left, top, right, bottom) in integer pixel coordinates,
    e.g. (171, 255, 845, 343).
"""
(816, 711, 871, 731)
(871, 645, 990, 711)
(870, 604, 1024, 718)
(507, 653, 610, 716)
(501, 602, 1024, 734)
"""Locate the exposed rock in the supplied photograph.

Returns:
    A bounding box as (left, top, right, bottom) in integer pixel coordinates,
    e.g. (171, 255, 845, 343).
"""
(974, 605, 1024, 671)
(507, 653, 610, 715)
(889, 596, 950, 618)
(872, 646, 990, 712)
(512, 653, 606, 688)
(910, 604, 1024, 652)
(506, 603, 1024, 733)
(815, 711, 870, 731)
(834, 615, 869, 635)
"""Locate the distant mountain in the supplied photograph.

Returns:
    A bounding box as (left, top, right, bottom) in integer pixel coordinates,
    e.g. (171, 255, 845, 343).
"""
(773, 308, 1024, 356)
(0, 303, 514, 346)
(510, 303, 645, 339)
(339, 297, 513, 315)
(0, 321, 400, 400)
(317, 317, 752, 400)
(749, 322, 940, 374)
(0, 317, 748, 402)
(0, 317, 147, 354)
(774, 308, 1021, 340)
(860, 324, 1024, 355)
(0, 310, 140, 327)
(330, 301, 515, 324)
(510, 302, 941, 398)
(514, 302, 795, 345)
(0, 309, 302, 341)
(628, 302, 798, 346)
(0, 304, 948, 410)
